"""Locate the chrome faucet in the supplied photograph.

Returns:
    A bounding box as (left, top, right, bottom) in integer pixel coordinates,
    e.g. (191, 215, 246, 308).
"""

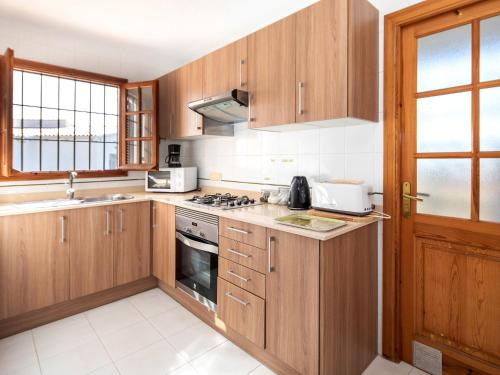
(66, 171, 78, 200)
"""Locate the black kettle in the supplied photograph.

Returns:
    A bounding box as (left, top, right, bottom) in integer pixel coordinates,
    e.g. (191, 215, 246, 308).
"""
(288, 176, 311, 210)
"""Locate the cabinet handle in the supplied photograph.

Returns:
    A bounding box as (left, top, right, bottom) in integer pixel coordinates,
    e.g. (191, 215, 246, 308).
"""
(227, 270, 250, 282)
(268, 236, 275, 273)
(226, 248, 251, 258)
(60, 216, 66, 244)
(169, 113, 173, 137)
(227, 226, 249, 235)
(225, 292, 249, 306)
(298, 81, 304, 115)
(118, 208, 124, 232)
(105, 210, 111, 235)
(239, 59, 245, 87)
(152, 205, 157, 229)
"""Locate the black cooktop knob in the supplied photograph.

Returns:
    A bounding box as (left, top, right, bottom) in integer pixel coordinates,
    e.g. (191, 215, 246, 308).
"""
(237, 201, 242, 206)
(250, 199, 255, 204)
(229, 202, 235, 207)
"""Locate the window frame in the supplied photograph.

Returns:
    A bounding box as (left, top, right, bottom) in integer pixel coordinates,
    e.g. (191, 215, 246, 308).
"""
(1, 53, 130, 180)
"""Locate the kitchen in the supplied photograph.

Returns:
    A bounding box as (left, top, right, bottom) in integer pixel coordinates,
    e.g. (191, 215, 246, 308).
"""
(1, 1, 500, 375)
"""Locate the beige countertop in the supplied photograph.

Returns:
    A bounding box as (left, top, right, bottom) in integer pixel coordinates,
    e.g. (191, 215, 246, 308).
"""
(0, 191, 379, 241)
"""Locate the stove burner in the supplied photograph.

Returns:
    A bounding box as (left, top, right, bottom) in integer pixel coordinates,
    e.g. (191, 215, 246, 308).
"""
(186, 193, 260, 210)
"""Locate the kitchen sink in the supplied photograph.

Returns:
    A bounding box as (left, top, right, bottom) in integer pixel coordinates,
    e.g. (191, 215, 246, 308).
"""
(76, 194, 135, 203)
(12, 194, 134, 210)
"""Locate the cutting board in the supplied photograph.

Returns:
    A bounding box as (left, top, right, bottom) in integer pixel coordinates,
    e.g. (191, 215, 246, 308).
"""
(306, 209, 373, 223)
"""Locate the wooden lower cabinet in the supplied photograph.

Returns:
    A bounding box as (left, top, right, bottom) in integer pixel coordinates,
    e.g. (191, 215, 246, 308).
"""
(0, 211, 70, 320)
(68, 205, 114, 299)
(114, 201, 151, 286)
(217, 278, 265, 348)
(152, 202, 176, 287)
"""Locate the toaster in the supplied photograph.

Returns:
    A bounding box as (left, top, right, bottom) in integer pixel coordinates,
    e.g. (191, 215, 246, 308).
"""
(311, 182, 373, 216)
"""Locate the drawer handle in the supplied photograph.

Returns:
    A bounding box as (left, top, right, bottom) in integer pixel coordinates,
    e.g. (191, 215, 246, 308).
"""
(227, 226, 249, 235)
(227, 270, 250, 282)
(225, 292, 249, 306)
(227, 248, 251, 258)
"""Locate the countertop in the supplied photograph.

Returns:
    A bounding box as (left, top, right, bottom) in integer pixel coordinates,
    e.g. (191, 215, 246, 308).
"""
(0, 191, 379, 241)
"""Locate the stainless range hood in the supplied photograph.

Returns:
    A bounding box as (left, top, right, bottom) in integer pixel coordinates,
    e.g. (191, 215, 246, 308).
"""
(188, 90, 248, 124)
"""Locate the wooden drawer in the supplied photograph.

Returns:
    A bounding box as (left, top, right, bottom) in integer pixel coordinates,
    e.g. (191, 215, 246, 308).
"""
(219, 236, 267, 274)
(219, 258, 265, 299)
(217, 278, 265, 348)
(219, 217, 267, 249)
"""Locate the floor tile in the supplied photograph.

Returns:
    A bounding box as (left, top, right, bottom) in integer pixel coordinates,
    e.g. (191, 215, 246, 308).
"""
(39, 337, 111, 375)
(410, 367, 430, 375)
(33, 314, 97, 359)
(148, 306, 199, 338)
(85, 300, 144, 336)
(363, 356, 413, 375)
(0, 331, 38, 375)
(100, 320, 163, 360)
(128, 288, 180, 318)
(190, 341, 260, 375)
(115, 340, 186, 375)
(168, 363, 199, 375)
(88, 364, 120, 375)
(248, 365, 276, 374)
(166, 322, 227, 361)
(4, 363, 41, 375)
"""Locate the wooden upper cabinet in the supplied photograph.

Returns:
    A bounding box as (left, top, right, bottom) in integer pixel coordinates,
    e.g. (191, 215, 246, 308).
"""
(158, 71, 176, 139)
(120, 81, 158, 169)
(68, 206, 114, 299)
(174, 59, 203, 138)
(248, 15, 296, 129)
(0, 211, 70, 320)
(203, 37, 247, 98)
(152, 202, 176, 288)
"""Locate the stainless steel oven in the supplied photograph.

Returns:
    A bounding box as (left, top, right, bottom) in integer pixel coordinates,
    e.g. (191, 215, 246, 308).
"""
(175, 207, 218, 311)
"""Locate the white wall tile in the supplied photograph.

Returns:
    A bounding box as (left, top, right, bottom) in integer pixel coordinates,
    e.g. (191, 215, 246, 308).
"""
(297, 155, 320, 181)
(297, 129, 320, 155)
(319, 126, 345, 154)
(345, 124, 374, 154)
(345, 154, 374, 184)
(319, 154, 345, 181)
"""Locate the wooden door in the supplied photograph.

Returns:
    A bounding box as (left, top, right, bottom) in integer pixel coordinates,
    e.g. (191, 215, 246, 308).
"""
(158, 71, 176, 139)
(68, 206, 114, 299)
(114, 202, 151, 286)
(120, 81, 158, 169)
(266, 229, 319, 375)
(175, 61, 203, 138)
(0, 211, 69, 319)
(152, 202, 176, 287)
(295, 0, 347, 123)
(248, 15, 296, 129)
(400, 3, 500, 373)
(203, 37, 247, 98)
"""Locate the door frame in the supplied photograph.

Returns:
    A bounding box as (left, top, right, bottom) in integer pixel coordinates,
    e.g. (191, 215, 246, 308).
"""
(382, 0, 484, 362)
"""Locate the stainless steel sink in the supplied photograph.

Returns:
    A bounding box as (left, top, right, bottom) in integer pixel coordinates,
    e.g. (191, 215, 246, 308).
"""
(13, 194, 134, 210)
(77, 194, 135, 203)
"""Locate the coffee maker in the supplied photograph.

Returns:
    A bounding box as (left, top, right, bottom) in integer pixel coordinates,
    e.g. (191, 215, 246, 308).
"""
(166, 144, 182, 168)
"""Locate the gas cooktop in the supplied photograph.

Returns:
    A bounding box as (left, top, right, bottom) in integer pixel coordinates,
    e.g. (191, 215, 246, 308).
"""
(185, 193, 261, 210)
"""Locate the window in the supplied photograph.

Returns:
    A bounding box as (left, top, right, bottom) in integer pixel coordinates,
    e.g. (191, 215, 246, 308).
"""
(12, 69, 119, 172)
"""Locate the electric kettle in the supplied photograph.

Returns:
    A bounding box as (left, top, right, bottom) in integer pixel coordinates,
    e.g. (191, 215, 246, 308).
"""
(288, 176, 311, 210)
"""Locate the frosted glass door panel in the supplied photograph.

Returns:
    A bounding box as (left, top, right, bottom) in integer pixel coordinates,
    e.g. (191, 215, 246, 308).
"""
(417, 24, 471, 92)
(480, 159, 500, 223)
(480, 15, 500, 82)
(417, 92, 471, 152)
(417, 159, 471, 219)
(480, 87, 500, 151)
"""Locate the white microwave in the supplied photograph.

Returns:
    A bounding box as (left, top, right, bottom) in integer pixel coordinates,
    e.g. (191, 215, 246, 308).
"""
(145, 167, 198, 193)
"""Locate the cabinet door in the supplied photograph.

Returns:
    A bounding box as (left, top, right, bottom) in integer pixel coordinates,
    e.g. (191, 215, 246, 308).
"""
(158, 71, 176, 139)
(248, 15, 296, 129)
(203, 37, 247, 98)
(152, 202, 176, 287)
(266, 229, 319, 375)
(0, 211, 70, 319)
(114, 202, 151, 286)
(175, 61, 203, 138)
(296, 0, 348, 123)
(68, 206, 114, 299)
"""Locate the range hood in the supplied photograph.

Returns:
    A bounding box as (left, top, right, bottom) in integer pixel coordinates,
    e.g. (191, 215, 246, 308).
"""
(188, 90, 248, 124)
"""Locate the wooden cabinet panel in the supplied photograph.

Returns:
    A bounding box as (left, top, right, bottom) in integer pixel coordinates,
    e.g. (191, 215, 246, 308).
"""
(296, 0, 348, 123)
(203, 37, 247, 98)
(218, 257, 265, 299)
(114, 202, 151, 286)
(248, 15, 296, 129)
(219, 218, 267, 249)
(175, 59, 203, 138)
(219, 236, 268, 274)
(0, 211, 70, 319)
(266, 229, 319, 375)
(158, 71, 176, 139)
(217, 278, 265, 348)
(152, 202, 176, 288)
(68, 206, 114, 299)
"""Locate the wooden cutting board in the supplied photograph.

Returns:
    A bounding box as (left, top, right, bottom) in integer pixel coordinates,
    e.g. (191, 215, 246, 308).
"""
(306, 209, 373, 223)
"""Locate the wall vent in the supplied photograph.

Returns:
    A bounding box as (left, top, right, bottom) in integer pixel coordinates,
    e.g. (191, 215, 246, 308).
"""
(413, 341, 442, 375)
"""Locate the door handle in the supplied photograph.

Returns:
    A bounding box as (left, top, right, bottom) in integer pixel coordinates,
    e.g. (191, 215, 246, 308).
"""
(268, 236, 275, 273)
(225, 292, 249, 306)
(227, 269, 250, 282)
(118, 208, 124, 232)
(402, 193, 423, 202)
(239, 59, 246, 87)
(298, 81, 304, 115)
(402, 181, 425, 218)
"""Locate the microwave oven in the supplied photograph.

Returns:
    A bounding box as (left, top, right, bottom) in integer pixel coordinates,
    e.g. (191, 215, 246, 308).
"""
(145, 167, 197, 193)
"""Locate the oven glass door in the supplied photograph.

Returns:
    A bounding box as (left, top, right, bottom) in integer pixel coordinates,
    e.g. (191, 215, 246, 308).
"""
(147, 171, 172, 190)
(175, 231, 218, 306)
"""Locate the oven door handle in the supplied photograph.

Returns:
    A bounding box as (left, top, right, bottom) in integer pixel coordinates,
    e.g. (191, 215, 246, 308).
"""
(176, 231, 219, 255)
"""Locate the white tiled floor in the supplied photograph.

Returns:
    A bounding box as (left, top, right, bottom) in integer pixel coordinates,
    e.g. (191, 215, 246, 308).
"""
(0, 288, 427, 375)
